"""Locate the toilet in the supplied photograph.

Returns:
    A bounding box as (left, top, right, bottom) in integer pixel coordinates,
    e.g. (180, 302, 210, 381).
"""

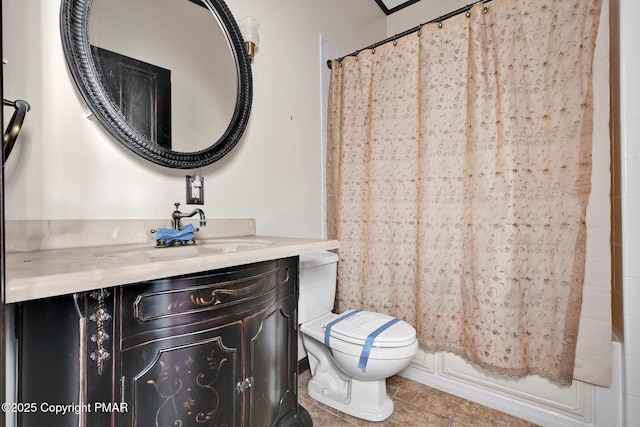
(298, 252, 418, 422)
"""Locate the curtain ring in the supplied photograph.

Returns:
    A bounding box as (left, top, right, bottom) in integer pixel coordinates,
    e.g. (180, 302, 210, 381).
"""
(371, 48, 375, 54)
(393, 39, 398, 46)
(484, 6, 488, 13)
(466, 5, 471, 18)
(417, 24, 422, 36)
(438, 20, 443, 29)
(338, 60, 342, 68)
(354, 51, 359, 61)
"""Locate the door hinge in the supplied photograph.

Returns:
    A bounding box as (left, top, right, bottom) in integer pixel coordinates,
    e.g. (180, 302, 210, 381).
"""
(293, 371, 298, 395)
(120, 376, 126, 405)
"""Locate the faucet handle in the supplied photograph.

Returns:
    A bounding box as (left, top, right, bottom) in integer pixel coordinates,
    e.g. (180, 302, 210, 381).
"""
(174, 202, 181, 210)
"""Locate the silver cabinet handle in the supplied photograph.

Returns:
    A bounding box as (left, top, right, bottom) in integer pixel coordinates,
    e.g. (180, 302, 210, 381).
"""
(235, 377, 253, 394)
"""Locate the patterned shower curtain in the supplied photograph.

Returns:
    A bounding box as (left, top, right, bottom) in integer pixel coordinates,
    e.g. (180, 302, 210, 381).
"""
(326, 0, 601, 385)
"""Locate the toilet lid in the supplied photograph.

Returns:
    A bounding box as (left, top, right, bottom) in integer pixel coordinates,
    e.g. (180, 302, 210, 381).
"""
(326, 310, 416, 347)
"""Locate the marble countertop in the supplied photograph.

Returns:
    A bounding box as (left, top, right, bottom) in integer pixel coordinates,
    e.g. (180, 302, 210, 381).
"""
(4, 219, 339, 303)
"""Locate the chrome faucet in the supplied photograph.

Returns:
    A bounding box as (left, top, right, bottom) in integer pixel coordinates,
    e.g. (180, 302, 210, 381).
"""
(171, 202, 207, 230)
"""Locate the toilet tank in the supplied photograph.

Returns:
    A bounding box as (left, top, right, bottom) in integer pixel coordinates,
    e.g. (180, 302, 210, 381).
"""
(298, 251, 339, 324)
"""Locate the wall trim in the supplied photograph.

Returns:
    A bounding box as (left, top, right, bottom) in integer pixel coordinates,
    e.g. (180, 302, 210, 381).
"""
(399, 342, 623, 427)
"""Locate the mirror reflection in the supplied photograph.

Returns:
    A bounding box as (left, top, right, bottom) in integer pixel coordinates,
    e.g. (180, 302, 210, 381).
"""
(88, 0, 237, 153)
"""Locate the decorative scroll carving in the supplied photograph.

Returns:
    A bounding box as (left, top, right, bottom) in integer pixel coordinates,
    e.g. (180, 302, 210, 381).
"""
(89, 289, 111, 375)
(190, 277, 268, 306)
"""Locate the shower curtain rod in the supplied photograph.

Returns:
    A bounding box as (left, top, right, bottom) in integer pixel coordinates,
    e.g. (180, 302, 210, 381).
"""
(327, 0, 493, 69)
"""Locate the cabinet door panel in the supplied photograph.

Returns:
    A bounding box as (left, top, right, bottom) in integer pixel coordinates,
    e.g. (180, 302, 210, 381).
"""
(17, 295, 84, 427)
(248, 296, 296, 427)
(120, 322, 242, 427)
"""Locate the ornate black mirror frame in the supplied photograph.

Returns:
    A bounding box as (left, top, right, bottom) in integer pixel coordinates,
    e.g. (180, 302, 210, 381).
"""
(60, 0, 252, 169)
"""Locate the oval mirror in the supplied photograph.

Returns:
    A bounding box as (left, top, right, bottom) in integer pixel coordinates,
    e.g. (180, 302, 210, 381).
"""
(60, 0, 252, 169)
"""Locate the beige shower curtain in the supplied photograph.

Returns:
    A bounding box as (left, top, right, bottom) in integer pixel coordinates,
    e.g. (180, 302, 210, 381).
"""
(327, 0, 602, 386)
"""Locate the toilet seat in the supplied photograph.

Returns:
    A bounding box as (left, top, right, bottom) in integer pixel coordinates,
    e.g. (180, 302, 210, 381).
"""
(301, 311, 417, 359)
(327, 310, 416, 347)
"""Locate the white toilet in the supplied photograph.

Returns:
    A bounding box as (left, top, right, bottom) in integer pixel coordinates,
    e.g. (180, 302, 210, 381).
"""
(298, 251, 418, 422)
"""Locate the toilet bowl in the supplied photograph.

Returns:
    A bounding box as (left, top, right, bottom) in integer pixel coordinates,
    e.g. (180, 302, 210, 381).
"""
(298, 252, 418, 422)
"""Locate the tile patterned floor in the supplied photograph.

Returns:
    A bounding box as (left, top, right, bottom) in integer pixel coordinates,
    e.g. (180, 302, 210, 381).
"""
(298, 370, 541, 427)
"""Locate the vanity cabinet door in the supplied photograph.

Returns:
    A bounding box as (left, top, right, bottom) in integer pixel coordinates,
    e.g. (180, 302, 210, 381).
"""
(17, 294, 88, 427)
(247, 294, 296, 427)
(118, 321, 243, 427)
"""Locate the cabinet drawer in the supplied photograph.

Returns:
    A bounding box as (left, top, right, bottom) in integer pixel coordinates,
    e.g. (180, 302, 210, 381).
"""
(120, 259, 294, 345)
(134, 266, 289, 321)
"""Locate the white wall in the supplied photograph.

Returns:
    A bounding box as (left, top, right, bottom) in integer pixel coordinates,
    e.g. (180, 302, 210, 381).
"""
(618, 1, 640, 424)
(2, 0, 386, 239)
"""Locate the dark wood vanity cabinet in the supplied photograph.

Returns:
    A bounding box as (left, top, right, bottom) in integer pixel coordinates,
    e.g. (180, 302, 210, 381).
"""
(18, 257, 305, 427)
